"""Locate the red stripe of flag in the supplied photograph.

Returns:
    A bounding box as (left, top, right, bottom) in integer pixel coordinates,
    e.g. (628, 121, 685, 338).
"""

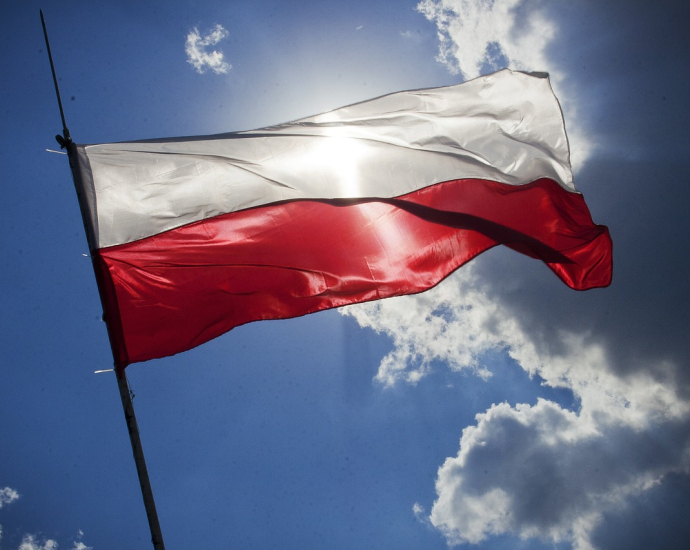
(94, 178, 612, 367)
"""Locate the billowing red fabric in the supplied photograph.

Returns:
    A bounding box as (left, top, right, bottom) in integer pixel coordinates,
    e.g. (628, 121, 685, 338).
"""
(95, 178, 612, 368)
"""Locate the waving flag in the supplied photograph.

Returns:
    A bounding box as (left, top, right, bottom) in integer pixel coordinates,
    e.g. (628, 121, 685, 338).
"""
(71, 69, 612, 368)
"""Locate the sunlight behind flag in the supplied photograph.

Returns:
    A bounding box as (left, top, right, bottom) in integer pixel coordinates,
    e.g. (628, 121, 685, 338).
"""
(297, 135, 371, 196)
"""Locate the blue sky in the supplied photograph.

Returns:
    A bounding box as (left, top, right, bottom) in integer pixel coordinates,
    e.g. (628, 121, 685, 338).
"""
(2, 1, 690, 549)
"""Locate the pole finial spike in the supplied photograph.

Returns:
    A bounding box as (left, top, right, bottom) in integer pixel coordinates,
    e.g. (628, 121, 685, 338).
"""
(40, 9, 72, 147)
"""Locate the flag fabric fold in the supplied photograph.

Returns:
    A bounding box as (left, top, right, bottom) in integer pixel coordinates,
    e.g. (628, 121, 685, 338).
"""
(72, 69, 612, 368)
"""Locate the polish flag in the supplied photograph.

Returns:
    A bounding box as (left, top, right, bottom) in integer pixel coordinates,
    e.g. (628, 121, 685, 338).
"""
(71, 70, 612, 368)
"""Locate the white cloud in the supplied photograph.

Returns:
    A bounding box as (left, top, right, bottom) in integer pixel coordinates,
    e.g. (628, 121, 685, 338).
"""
(416, 0, 550, 80)
(0, 490, 91, 550)
(341, 264, 690, 548)
(343, 266, 689, 424)
(0, 487, 19, 550)
(185, 24, 231, 75)
(11, 534, 91, 550)
(416, 0, 591, 171)
(0, 486, 19, 509)
(345, 266, 503, 386)
(18, 535, 59, 550)
(72, 529, 92, 550)
(430, 399, 689, 549)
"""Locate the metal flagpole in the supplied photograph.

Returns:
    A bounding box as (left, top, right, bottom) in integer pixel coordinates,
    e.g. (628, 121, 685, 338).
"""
(40, 10, 166, 549)
(116, 369, 166, 549)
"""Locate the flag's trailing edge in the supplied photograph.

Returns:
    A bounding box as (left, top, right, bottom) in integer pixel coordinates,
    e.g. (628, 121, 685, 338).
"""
(72, 69, 612, 369)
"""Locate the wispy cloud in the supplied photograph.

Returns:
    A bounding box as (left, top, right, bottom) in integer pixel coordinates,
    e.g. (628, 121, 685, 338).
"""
(400, 29, 424, 44)
(0, 487, 19, 509)
(185, 24, 231, 75)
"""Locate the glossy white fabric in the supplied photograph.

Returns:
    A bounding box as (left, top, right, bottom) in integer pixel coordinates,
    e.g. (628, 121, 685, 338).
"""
(75, 70, 574, 249)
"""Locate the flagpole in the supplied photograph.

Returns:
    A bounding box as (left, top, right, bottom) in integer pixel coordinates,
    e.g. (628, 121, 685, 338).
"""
(116, 369, 166, 549)
(40, 10, 166, 549)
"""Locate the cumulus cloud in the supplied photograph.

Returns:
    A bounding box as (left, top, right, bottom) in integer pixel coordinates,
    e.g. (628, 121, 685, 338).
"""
(342, 264, 690, 548)
(185, 24, 231, 75)
(346, 266, 508, 386)
(432, 400, 690, 549)
(416, 0, 591, 170)
(0, 486, 19, 508)
(343, 266, 689, 424)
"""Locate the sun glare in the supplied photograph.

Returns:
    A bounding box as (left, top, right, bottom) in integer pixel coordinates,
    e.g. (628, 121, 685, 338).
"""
(305, 133, 371, 197)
